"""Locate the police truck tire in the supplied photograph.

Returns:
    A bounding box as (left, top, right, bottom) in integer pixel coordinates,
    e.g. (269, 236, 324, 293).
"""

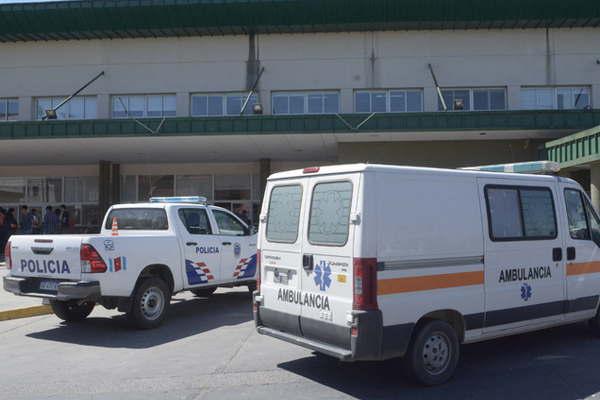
(191, 287, 216, 297)
(406, 320, 460, 386)
(128, 277, 171, 329)
(50, 300, 95, 322)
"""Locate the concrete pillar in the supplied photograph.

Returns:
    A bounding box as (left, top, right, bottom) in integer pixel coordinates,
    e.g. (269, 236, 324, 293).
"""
(19, 96, 32, 120)
(97, 94, 110, 119)
(98, 160, 112, 217)
(176, 92, 189, 117)
(259, 158, 271, 200)
(111, 164, 121, 204)
(591, 165, 600, 213)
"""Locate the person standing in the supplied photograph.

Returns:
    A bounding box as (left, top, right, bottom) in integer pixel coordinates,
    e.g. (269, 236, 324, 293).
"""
(60, 205, 70, 234)
(19, 205, 34, 234)
(6, 208, 17, 236)
(43, 206, 60, 234)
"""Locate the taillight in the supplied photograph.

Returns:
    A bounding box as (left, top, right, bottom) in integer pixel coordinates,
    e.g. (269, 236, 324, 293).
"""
(4, 240, 11, 270)
(80, 244, 107, 273)
(256, 249, 261, 293)
(353, 257, 378, 310)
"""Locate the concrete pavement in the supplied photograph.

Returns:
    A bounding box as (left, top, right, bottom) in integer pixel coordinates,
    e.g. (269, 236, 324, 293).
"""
(1, 287, 600, 399)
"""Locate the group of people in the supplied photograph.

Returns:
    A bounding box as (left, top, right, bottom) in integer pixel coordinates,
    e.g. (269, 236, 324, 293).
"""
(0, 205, 70, 261)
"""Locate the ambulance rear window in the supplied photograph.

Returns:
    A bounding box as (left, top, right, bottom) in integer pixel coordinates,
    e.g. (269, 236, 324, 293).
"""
(105, 208, 168, 230)
(266, 185, 302, 243)
(308, 181, 353, 246)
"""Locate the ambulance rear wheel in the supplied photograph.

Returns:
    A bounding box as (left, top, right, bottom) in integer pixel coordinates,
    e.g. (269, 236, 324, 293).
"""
(128, 277, 171, 329)
(191, 287, 216, 297)
(50, 300, 95, 322)
(406, 320, 460, 386)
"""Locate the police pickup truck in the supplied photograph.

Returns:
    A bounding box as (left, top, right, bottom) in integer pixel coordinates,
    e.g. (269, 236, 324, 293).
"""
(3, 197, 257, 329)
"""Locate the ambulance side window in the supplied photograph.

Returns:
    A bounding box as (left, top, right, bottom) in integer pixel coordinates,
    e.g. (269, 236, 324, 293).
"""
(178, 208, 212, 235)
(564, 189, 590, 240)
(485, 185, 557, 241)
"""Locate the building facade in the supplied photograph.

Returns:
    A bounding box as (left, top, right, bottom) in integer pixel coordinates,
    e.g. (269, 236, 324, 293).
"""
(1, 1, 600, 230)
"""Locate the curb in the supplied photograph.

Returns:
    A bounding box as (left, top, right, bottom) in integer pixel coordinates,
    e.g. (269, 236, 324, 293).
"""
(0, 305, 52, 321)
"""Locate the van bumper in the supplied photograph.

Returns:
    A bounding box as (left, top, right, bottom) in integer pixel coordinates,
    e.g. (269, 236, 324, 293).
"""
(3, 276, 101, 301)
(254, 294, 404, 361)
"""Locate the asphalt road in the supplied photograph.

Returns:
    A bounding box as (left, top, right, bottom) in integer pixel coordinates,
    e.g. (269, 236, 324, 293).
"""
(1, 288, 600, 400)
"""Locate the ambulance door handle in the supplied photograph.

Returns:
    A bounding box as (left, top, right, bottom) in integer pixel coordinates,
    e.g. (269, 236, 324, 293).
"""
(552, 247, 562, 262)
(567, 247, 576, 261)
(303, 254, 314, 270)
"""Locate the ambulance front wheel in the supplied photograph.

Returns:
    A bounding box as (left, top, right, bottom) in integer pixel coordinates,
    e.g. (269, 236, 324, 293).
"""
(406, 320, 460, 386)
(50, 300, 95, 322)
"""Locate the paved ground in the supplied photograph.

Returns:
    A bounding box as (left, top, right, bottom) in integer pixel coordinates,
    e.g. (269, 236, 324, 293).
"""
(0, 269, 45, 312)
(1, 287, 600, 400)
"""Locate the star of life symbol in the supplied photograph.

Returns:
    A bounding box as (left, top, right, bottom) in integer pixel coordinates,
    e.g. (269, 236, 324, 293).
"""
(314, 260, 332, 292)
(521, 283, 532, 301)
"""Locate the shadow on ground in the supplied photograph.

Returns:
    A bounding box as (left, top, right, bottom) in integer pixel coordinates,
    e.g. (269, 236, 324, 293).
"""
(278, 323, 600, 400)
(26, 291, 253, 349)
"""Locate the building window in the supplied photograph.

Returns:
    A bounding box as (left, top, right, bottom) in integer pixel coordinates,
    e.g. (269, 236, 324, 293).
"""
(439, 88, 506, 111)
(35, 96, 96, 120)
(0, 98, 18, 121)
(138, 175, 175, 200)
(112, 94, 176, 118)
(191, 93, 258, 116)
(521, 86, 591, 110)
(355, 90, 423, 113)
(272, 91, 339, 115)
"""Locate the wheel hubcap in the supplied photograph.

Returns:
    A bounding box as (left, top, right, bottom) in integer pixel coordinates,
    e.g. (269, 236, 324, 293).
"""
(422, 331, 451, 375)
(140, 287, 164, 321)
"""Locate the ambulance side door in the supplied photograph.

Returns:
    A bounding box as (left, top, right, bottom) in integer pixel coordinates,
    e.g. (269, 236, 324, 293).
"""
(479, 178, 566, 333)
(176, 207, 221, 288)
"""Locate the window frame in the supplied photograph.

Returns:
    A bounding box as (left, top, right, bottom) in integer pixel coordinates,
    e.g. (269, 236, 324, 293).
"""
(520, 86, 592, 110)
(190, 92, 258, 117)
(104, 208, 169, 231)
(307, 180, 354, 247)
(34, 95, 97, 120)
(439, 87, 507, 112)
(177, 207, 213, 235)
(564, 188, 591, 241)
(111, 94, 177, 119)
(354, 89, 424, 113)
(265, 184, 303, 244)
(0, 98, 19, 121)
(271, 91, 340, 115)
(211, 207, 249, 236)
(484, 184, 558, 242)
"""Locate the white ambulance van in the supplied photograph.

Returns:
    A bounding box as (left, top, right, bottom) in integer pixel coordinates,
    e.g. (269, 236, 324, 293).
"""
(253, 163, 600, 385)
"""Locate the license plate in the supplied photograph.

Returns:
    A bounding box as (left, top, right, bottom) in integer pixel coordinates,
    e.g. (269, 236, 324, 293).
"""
(39, 280, 59, 291)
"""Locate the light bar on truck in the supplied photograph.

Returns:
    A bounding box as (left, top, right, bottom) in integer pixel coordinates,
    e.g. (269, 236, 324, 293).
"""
(149, 196, 207, 204)
(461, 161, 560, 175)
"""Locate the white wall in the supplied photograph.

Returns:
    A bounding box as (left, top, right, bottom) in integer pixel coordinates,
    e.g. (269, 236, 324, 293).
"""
(0, 28, 599, 118)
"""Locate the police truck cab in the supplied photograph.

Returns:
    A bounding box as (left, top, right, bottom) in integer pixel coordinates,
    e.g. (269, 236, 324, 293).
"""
(4, 197, 257, 328)
(253, 163, 600, 385)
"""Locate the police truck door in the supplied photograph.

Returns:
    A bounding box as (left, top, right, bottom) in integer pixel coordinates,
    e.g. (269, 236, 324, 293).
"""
(176, 207, 221, 288)
(478, 178, 566, 332)
(299, 175, 359, 346)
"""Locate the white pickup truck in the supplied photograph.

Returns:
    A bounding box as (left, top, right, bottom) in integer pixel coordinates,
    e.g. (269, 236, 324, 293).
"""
(3, 197, 257, 329)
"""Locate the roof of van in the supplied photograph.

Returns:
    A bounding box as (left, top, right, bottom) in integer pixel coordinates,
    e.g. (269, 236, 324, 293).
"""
(268, 163, 577, 184)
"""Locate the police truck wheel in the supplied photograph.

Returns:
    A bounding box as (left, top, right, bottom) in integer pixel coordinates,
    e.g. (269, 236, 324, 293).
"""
(50, 300, 95, 322)
(191, 287, 216, 297)
(406, 320, 460, 386)
(128, 278, 170, 329)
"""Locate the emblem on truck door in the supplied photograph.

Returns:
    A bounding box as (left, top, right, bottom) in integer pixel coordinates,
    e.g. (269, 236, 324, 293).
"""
(314, 260, 332, 292)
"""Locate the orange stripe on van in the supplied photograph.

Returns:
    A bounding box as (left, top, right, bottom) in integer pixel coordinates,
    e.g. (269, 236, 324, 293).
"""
(567, 262, 600, 276)
(378, 271, 484, 295)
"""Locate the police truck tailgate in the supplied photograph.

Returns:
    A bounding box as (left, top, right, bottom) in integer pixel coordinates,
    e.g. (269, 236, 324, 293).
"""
(10, 235, 84, 282)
